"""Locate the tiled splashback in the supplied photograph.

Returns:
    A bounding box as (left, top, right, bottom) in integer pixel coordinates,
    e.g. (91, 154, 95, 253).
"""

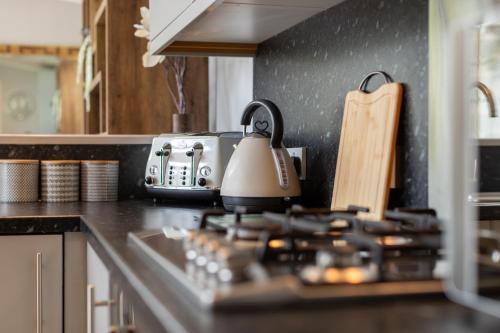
(0, 145, 150, 200)
(253, 0, 428, 208)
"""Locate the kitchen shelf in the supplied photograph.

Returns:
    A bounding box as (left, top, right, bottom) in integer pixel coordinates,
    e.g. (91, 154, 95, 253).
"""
(92, 0, 106, 76)
(93, 0, 106, 26)
(87, 91, 101, 134)
(87, 71, 103, 134)
(81, 0, 209, 134)
(89, 71, 102, 93)
(85, 0, 107, 134)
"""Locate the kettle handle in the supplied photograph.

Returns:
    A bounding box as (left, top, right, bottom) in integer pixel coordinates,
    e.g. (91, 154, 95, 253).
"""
(240, 99, 284, 148)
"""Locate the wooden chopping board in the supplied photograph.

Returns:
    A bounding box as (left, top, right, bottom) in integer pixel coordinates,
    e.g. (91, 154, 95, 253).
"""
(331, 74, 403, 220)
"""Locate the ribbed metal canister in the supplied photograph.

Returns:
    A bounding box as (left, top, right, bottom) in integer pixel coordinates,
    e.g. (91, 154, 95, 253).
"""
(41, 160, 80, 202)
(81, 160, 119, 202)
(0, 160, 39, 202)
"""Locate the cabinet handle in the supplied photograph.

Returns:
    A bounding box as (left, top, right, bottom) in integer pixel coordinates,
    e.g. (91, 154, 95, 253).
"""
(87, 284, 95, 333)
(108, 324, 136, 333)
(87, 284, 115, 333)
(36, 252, 42, 333)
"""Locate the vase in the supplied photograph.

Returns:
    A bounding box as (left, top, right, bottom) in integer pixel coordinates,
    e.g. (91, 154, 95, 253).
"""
(172, 113, 192, 133)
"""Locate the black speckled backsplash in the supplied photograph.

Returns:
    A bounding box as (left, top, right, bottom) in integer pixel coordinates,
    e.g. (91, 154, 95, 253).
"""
(479, 146, 500, 192)
(254, 0, 428, 208)
(0, 145, 150, 200)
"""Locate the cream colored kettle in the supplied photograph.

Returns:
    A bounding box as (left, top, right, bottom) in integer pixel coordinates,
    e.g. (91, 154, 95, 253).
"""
(220, 99, 301, 212)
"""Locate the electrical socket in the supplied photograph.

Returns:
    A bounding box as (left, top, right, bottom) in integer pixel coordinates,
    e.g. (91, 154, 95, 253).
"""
(286, 147, 307, 180)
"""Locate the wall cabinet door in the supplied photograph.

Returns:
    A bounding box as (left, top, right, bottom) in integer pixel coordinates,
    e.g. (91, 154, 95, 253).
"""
(150, 0, 217, 54)
(150, 0, 194, 41)
(148, 0, 342, 55)
(0, 235, 63, 333)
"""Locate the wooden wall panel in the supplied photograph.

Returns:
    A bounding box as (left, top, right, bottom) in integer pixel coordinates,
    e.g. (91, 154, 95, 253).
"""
(106, 0, 208, 134)
(182, 57, 209, 132)
(58, 60, 84, 134)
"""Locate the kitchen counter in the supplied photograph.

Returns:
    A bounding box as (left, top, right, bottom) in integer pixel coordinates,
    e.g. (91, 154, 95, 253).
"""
(1, 200, 499, 333)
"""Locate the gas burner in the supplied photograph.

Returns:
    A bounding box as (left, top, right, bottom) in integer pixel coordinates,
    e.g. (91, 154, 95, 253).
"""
(163, 206, 444, 304)
(316, 246, 364, 268)
(376, 236, 414, 246)
(301, 262, 379, 285)
(128, 205, 445, 308)
(226, 219, 282, 241)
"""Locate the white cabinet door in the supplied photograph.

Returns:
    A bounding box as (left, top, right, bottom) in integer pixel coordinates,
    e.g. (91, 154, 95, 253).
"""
(0, 235, 63, 333)
(87, 242, 110, 333)
(150, 0, 194, 41)
(150, 0, 217, 54)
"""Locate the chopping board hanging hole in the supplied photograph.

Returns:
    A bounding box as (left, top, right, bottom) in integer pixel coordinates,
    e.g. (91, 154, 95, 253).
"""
(331, 71, 403, 220)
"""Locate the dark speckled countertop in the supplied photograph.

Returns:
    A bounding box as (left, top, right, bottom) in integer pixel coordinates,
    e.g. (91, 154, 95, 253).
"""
(0, 200, 499, 333)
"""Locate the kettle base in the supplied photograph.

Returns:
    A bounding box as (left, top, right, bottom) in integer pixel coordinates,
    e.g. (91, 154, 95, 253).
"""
(222, 196, 299, 213)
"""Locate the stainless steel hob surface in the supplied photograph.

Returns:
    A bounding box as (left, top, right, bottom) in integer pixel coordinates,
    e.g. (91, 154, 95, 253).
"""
(128, 206, 446, 309)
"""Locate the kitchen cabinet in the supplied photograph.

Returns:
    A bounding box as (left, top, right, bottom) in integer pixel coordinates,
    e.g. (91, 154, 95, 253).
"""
(149, 0, 344, 56)
(150, 0, 193, 41)
(87, 242, 139, 333)
(0, 235, 63, 333)
(87, 241, 111, 333)
(65, 232, 87, 333)
(109, 280, 137, 332)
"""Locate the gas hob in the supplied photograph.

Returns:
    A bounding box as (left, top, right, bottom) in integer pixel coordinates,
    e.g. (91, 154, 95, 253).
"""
(128, 207, 445, 309)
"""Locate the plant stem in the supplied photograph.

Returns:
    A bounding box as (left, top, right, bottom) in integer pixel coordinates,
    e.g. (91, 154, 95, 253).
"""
(162, 56, 187, 114)
(162, 62, 179, 112)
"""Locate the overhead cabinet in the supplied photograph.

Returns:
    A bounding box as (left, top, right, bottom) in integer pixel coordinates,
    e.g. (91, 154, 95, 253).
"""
(150, 0, 345, 56)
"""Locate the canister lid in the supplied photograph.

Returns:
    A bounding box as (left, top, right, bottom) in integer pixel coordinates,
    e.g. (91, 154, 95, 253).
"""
(41, 160, 80, 165)
(81, 160, 119, 164)
(0, 159, 39, 164)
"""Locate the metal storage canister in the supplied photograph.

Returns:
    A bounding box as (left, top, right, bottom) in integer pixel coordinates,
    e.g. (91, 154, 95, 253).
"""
(41, 160, 80, 202)
(0, 159, 39, 202)
(81, 160, 119, 202)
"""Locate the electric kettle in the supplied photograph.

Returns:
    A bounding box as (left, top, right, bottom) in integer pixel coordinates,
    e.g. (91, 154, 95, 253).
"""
(221, 99, 301, 212)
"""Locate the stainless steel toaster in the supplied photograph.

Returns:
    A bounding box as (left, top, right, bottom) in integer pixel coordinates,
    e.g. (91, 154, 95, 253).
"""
(144, 132, 242, 201)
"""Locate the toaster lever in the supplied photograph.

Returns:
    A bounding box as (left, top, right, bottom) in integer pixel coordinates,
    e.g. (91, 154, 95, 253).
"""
(187, 143, 204, 186)
(160, 143, 172, 186)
